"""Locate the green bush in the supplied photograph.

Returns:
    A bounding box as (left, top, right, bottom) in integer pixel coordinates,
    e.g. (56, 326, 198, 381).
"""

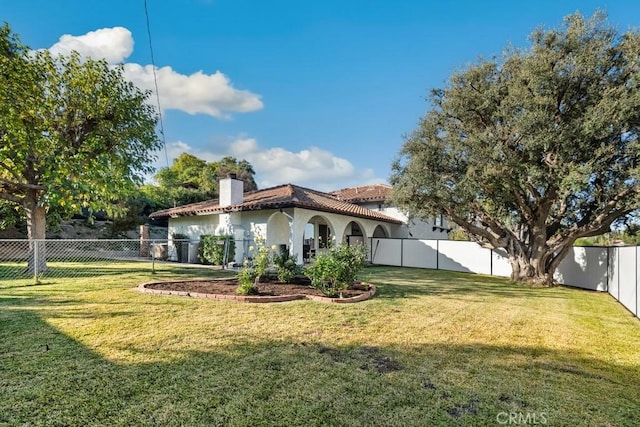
(304, 244, 368, 297)
(236, 238, 274, 295)
(273, 247, 301, 283)
(199, 234, 235, 265)
(236, 259, 259, 295)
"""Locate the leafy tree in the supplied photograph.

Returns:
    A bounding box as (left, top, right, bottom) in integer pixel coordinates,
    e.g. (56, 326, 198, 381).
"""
(0, 25, 159, 267)
(153, 153, 258, 206)
(390, 12, 640, 286)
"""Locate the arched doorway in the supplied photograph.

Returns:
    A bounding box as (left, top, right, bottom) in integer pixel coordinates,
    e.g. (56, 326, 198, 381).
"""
(304, 215, 334, 262)
(343, 220, 367, 246)
(372, 225, 388, 238)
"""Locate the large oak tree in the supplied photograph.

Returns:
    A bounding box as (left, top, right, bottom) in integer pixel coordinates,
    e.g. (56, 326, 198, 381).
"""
(390, 12, 640, 285)
(0, 25, 160, 263)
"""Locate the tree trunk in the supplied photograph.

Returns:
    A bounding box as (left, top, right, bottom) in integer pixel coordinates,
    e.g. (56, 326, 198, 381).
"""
(25, 193, 47, 276)
(509, 253, 555, 286)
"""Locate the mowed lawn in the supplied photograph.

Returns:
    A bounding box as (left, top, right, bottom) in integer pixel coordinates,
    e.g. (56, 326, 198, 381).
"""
(1, 264, 639, 426)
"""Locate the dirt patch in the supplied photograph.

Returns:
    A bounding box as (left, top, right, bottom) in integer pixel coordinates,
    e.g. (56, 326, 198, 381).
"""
(140, 275, 376, 303)
(315, 345, 403, 374)
(447, 398, 480, 419)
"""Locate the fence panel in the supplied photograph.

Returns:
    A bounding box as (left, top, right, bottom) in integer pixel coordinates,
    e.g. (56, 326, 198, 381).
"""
(438, 240, 492, 275)
(370, 238, 402, 266)
(491, 249, 511, 277)
(608, 247, 620, 301)
(637, 248, 640, 317)
(555, 247, 609, 291)
(617, 246, 637, 316)
(402, 240, 438, 269)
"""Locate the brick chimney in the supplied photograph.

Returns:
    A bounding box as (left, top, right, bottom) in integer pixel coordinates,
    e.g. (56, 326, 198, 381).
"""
(219, 173, 243, 207)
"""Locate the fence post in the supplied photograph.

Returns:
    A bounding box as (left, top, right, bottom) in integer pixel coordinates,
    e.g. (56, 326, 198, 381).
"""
(140, 225, 150, 257)
(151, 240, 156, 274)
(490, 248, 493, 276)
(33, 240, 39, 282)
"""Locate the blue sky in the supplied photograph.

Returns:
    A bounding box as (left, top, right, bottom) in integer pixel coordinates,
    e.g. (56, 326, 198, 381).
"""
(3, 1, 640, 191)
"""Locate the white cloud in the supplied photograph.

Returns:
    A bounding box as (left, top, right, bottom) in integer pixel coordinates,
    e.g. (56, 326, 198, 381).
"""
(49, 27, 133, 64)
(123, 64, 263, 118)
(150, 138, 382, 191)
(228, 138, 357, 188)
(47, 27, 263, 118)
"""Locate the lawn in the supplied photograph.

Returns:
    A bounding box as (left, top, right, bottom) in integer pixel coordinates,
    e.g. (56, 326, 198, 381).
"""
(1, 264, 639, 426)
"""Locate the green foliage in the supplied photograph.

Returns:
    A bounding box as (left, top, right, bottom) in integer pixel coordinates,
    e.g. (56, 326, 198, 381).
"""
(252, 238, 274, 280)
(390, 12, 640, 284)
(0, 24, 160, 239)
(151, 154, 258, 208)
(272, 247, 301, 283)
(236, 259, 259, 295)
(575, 229, 640, 246)
(199, 235, 235, 265)
(448, 226, 470, 241)
(235, 238, 276, 295)
(0, 200, 21, 230)
(304, 244, 368, 297)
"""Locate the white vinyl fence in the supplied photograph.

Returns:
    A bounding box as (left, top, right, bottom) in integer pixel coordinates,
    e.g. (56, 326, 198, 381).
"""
(369, 238, 639, 318)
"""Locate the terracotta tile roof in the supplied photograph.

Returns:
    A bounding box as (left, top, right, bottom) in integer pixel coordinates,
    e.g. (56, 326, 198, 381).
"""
(330, 184, 392, 203)
(149, 183, 402, 224)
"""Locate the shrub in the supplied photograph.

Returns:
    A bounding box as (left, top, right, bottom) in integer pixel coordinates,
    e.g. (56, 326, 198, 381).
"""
(236, 237, 275, 295)
(252, 239, 273, 281)
(273, 247, 301, 283)
(199, 234, 235, 265)
(236, 259, 259, 295)
(305, 243, 368, 297)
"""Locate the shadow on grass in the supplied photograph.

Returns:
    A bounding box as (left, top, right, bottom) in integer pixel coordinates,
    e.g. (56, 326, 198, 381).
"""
(364, 266, 567, 301)
(0, 294, 638, 426)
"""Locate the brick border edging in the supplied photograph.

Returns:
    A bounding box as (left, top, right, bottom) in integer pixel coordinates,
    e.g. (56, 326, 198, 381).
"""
(137, 280, 376, 304)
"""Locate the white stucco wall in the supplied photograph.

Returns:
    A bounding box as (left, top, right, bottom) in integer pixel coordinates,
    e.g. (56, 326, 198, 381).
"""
(167, 207, 404, 265)
(357, 203, 449, 240)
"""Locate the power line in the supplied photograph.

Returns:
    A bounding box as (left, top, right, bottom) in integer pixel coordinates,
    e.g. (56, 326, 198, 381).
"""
(143, 0, 169, 168)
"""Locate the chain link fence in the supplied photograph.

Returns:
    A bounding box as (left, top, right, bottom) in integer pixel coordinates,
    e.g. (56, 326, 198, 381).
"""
(0, 239, 231, 282)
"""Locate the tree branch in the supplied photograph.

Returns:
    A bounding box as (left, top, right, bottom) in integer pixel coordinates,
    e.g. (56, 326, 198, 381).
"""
(0, 159, 23, 184)
(0, 189, 23, 204)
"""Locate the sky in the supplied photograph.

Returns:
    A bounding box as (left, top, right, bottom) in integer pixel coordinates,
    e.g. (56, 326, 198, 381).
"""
(2, 1, 640, 192)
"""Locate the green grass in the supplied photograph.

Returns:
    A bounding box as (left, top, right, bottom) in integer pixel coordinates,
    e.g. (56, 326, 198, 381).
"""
(1, 264, 639, 426)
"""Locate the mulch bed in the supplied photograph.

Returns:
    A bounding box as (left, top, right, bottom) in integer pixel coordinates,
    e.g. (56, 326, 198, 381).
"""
(140, 275, 375, 302)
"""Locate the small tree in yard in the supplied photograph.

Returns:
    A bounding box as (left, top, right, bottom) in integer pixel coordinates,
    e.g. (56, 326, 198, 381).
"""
(0, 25, 160, 272)
(390, 12, 640, 286)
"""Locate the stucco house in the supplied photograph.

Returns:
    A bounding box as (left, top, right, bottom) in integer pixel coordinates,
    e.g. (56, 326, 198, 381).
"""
(149, 175, 449, 265)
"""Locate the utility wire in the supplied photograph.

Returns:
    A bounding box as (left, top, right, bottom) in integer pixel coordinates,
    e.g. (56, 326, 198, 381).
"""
(144, 0, 169, 168)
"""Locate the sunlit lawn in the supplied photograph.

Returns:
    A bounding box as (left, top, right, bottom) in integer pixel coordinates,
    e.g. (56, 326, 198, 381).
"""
(1, 263, 639, 426)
